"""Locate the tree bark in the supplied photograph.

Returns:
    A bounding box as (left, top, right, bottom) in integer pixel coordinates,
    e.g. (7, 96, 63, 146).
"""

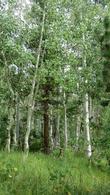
(43, 84, 49, 154)
(2, 51, 15, 152)
(24, 9, 45, 154)
(76, 114, 81, 150)
(84, 93, 92, 158)
(50, 107, 54, 150)
(56, 114, 60, 147)
(43, 101, 49, 154)
(6, 108, 14, 152)
(82, 25, 92, 158)
(6, 126, 11, 153)
(12, 92, 20, 150)
(12, 127, 17, 150)
(64, 91, 68, 149)
(15, 92, 20, 142)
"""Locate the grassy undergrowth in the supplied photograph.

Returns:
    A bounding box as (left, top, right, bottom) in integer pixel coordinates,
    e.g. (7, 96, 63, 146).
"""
(0, 150, 110, 195)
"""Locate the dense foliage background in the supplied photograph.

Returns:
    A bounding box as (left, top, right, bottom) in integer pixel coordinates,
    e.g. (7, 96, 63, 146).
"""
(0, 0, 110, 194)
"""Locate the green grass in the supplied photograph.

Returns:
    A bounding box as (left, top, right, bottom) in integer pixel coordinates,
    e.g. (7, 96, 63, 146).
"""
(0, 150, 110, 195)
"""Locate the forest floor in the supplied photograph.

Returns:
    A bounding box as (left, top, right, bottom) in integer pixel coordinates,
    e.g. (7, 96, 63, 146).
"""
(0, 150, 110, 195)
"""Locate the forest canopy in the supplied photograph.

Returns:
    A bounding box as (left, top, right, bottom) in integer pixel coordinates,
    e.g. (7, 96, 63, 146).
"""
(0, 0, 110, 194)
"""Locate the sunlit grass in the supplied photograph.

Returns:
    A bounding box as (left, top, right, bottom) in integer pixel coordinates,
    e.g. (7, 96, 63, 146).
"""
(0, 150, 110, 194)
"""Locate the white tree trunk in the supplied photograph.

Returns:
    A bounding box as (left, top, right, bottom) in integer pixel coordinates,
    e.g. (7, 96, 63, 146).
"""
(2, 51, 15, 152)
(82, 28, 92, 158)
(12, 120, 17, 150)
(89, 96, 93, 120)
(24, 9, 45, 154)
(76, 114, 81, 150)
(64, 92, 68, 148)
(56, 114, 60, 147)
(13, 127, 17, 149)
(50, 107, 54, 150)
(24, 100, 34, 152)
(85, 93, 92, 158)
(6, 108, 14, 152)
(12, 92, 20, 150)
(6, 126, 11, 153)
(13, 93, 20, 150)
